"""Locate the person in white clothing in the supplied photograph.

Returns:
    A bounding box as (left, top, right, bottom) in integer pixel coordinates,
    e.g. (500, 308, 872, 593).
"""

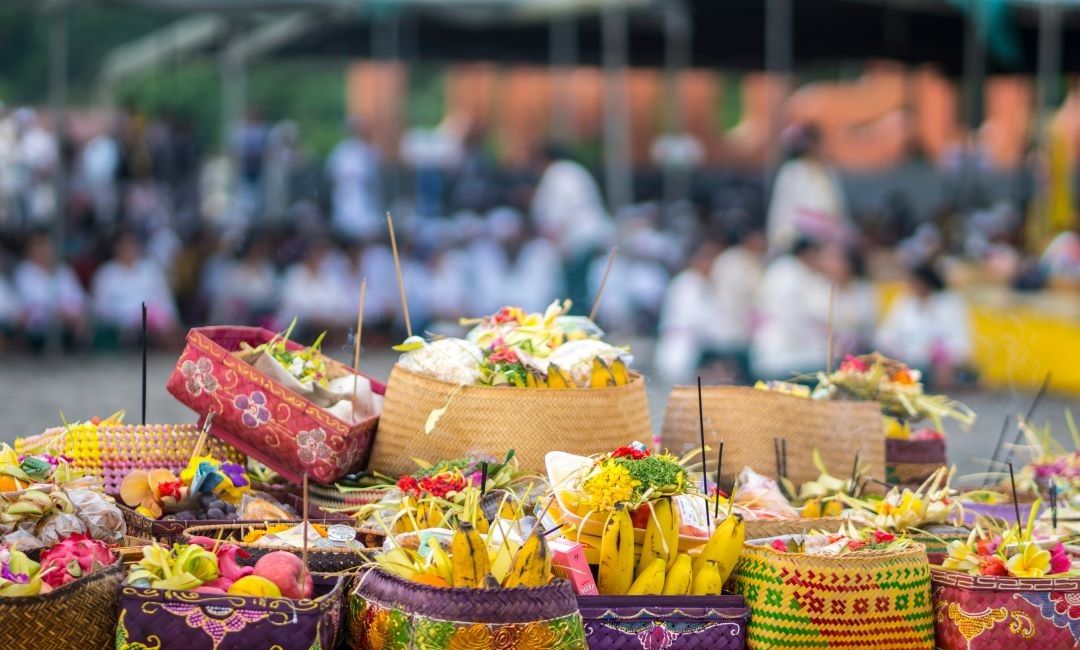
(766, 124, 852, 254)
(874, 264, 972, 388)
(817, 242, 877, 361)
(750, 238, 832, 380)
(655, 240, 724, 383)
(91, 232, 180, 345)
(14, 232, 88, 347)
(709, 227, 767, 353)
(530, 145, 612, 260)
(276, 239, 349, 335)
(327, 118, 381, 242)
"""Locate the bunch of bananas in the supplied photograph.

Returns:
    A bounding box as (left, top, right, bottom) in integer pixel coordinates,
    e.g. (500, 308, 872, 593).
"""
(594, 497, 745, 596)
(786, 450, 856, 518)
(0, 488, 72, 526)
(376, 519, 552, 590)
(524, 358, 631, 389)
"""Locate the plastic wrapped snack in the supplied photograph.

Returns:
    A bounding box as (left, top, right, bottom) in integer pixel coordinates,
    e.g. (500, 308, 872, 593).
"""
(398, 338, 484, 385)
(67, 488, 126, 542)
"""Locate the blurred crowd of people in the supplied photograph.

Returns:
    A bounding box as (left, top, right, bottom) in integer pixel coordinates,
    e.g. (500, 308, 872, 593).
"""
(0, 104, 1075, 391)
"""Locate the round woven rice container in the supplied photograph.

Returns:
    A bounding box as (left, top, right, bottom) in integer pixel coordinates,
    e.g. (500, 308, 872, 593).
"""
(369, 365, 651, 477)
(346, 567, 586, 649)
(0, 556, 124, 648)
(731, 535, 935, 649)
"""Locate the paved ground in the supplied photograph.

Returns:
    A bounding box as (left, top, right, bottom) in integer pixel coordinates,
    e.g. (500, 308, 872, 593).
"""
(1, 349, 1075, 489)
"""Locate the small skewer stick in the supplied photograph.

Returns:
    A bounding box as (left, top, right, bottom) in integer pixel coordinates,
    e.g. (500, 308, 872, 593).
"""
(302, 473, 310, 573)
(589, 246, 618, 322)
(352, 278, 367, 400)
(714, 441, 724, 520)
(1051, 483, 1058, 531)
(780, 439, 788, 480)
(697, 377, 710, 529)
(1008, 462, 1022, 534)
(542, 522, 568, 537)
(480, 462, 489, 496)
(141, 302, 148, 426)
(190, 412, 214, 463)
(825, 284, 836, 374)
(863, 476, 896, 491)
(386, 212, 412, 337)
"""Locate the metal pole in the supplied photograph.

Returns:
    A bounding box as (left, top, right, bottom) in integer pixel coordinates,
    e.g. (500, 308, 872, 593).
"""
(764, 0, 793, 178)
(662, 0, 690, 212)
(48, 2, 68, 355)
(1037, 0, 1063, 132)
(372, 8, 402, 207)
(602, 4, 632, 212)
(962, 0, 986, 131)
(549, 14, 578, 143)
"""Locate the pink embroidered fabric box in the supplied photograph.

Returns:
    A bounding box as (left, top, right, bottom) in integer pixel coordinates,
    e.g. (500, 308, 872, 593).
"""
(931, 568, 1079, 650)
(166, 326, 384, 484)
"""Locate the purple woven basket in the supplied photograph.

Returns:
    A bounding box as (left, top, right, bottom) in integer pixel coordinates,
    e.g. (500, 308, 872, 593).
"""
(116, 575, 344, 650)
(961, 500, 1045, 526)
(347, 567, 586, 649)
(577, 594, 748, 649)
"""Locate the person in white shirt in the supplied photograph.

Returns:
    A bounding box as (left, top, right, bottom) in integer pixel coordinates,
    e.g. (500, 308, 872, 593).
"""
(530, 144, 613, 260)
(874, 264, 972, 388)
(709, 227, 767, 354)
(817, 242, 877, 361)
(766, 124, 852, 255)
(14, 232, 88, 347)
(327, 118, 382, 242)
(91, 232, 180, 345)
(209, 234, 279, 327)
(655, 240, 724, 383)
(750, 238, 832, 380)
(276, 239, 349, 335)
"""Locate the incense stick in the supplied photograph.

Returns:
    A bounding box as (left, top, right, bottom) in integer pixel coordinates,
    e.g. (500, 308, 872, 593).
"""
(714, 441, 724, 520)
(984, 414, 1013, 487)
(589, 246, 618, 322)
(825, 282, 833, 369)
(1010, 372, 1052, 452)
(696, 377, 710, 529)
(301, 473, 310, 573)
(1051, 483, 1058, 531)
(780, 439, 788, 480)
(480, 462, 489, 496)
(386, 212, 412, 337)
(1007, 462, 1022, 534)
(189, 412, 214, 463)
(141, 302, 147, 426)
(849, 451, 861, 497)
(352, 278, 367, 401)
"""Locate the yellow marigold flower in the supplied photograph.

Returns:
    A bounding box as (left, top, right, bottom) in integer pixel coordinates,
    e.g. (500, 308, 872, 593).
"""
(581, 462, 640, 512)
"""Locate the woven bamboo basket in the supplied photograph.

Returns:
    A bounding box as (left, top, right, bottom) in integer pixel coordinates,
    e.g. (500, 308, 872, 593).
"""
(886, 438, 947, 487)
(0, 556, 123, 649)
(181, 522, 383, 573)
(661, 386, 885, 489)
(15, 423, 244, 497)
(744, 517, 847, 541)
(346, 566, 587, 649)
(931, 568, 1080, 649)
(730, 535, 935, 649)
(117, 575, 344, 650)
(368, 364, 651, 477)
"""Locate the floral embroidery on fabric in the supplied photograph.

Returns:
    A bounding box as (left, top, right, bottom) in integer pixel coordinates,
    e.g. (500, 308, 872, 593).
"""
(1016, 590, 1080, 638)
(181, 358, 218, 396)
(159, 603, 270, 649)
(234, 391, 270, 427)
(297, 428, 333, 465)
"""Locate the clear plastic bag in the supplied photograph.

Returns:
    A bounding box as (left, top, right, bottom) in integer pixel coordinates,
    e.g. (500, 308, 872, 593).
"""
(67, 488, 126, 542)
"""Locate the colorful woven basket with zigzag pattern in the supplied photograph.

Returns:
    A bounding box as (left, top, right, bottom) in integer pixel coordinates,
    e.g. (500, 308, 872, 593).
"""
(729, 535, 935, 649)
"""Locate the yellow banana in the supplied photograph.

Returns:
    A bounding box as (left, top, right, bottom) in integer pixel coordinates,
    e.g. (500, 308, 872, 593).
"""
(639, 498, 679, 575)
(598, 504, 634, 595)
(380, 547, 419, 580)
(428, 542, 453, 584)
(801, 498, 823, 518)
(662, 553, 692, 595)
(713, 516, 745, 585)
(822, 500, 844, 517)
(546, 365, 571, 389)
(450, 521, 490, 588)
(503, 527, 551, 588)
(626, 557, 666, 595)
(415, 499, 429, 529)
(690, 559, 723, 595)
(589, 358, 616, 388)
(609, 359, 630, 386)
(692, 513, 743, 577)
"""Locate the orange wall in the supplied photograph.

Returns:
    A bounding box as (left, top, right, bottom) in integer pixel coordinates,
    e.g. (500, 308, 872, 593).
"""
(347, 61, 1075, 170)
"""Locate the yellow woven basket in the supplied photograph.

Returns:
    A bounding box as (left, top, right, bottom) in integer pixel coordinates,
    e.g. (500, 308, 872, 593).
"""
(662, 385, 885, 488)
(731, 536, 935, 649)
(368, 365, 652, 477)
